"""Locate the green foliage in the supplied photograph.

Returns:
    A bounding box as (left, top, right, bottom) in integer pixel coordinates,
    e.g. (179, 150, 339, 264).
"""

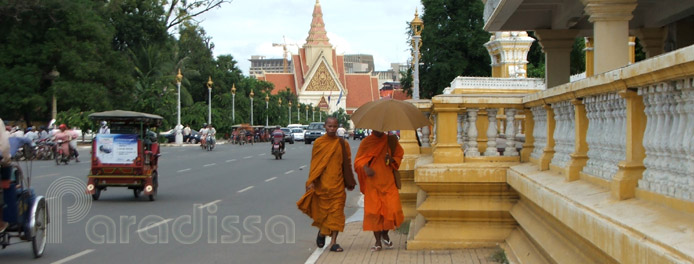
(400, 67, 414, 97)
(56, 108, 94, 133)
(491, 249, 509, 264)
(330, 108, 350, 129)
(419, 0, 491, 98)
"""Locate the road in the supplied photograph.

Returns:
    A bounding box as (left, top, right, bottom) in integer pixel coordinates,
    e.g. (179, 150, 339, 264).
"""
(1, 139, 363, 264)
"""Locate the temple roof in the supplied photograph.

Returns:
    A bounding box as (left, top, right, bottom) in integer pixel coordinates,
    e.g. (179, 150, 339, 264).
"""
(305, 0, 331, 46)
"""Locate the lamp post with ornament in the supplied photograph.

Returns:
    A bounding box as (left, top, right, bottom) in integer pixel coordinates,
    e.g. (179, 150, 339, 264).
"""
(231, 84, 236, 124)
(288, 101, 292, 124)
(410, 8, 424, 100)
(175, 69, 183, 145)
(265, 94, 269, 126)
(207, 77, 213, 124)
(250, 90, 254, 126)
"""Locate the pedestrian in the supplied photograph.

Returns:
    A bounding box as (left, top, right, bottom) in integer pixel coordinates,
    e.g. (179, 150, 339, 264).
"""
(25, 126, 39, 143)
(336, 124, 346, 139)
(354, 129, 404, 252)
(183, 124, 191, 143)
(297, 117, 356, 252)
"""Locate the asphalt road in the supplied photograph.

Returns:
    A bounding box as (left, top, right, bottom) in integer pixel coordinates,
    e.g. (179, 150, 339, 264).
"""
(1, 139, 363, 264)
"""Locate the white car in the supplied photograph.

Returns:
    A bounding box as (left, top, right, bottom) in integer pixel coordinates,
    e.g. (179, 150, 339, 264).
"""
(291, 128, 305, 141)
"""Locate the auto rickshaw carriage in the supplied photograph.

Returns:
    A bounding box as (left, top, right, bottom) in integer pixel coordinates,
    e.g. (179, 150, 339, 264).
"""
(86, 110, 162, 201)
(230, 124, 254, 145)
(1, 138, 49, 258)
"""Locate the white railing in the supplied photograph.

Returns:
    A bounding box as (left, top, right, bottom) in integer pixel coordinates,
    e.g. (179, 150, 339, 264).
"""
(449, 76, 545, 91)
(638, 77, 694, 201)
(530, 106, 547, 160)
(550, 100, 575, 168)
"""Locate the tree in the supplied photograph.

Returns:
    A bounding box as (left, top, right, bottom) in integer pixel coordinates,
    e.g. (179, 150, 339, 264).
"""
(419, 0, 491, 98)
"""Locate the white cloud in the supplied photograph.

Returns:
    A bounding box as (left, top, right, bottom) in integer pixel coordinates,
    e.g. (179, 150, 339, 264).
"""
(197, 0, 423, 74)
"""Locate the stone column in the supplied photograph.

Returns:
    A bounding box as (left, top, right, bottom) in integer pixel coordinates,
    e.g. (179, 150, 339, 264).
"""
(612, 90, 646, 200)
(400, 130, 420, 155)
(420, 112, 432, 154)
(465, 108, 481, 157)
(457, 113, 464, 146)
(634, 28, 664, 58)
(566, 99, 589, 181)
(585, 37, 594, 77)
(433, 104, 464, 163)
(485, 108, 500, 156)
(535, 29, 578, 88)
(504, 108, 518, 156)
(582, 0, 638, 74)
(539, 105, 556, 171)
(521, 109, 534, 162)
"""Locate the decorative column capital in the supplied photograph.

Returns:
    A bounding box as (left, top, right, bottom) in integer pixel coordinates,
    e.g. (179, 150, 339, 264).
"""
(581, 0, 637, 22)
(534, 29, 579, 52)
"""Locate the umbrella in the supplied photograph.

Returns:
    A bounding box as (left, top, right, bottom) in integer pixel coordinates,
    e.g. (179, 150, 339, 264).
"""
(351, 98, 431, 131)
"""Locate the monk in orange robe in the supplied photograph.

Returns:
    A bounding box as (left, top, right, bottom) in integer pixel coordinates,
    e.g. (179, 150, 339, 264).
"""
(297, 117, 355, 252)
(354, 130, 404, 251)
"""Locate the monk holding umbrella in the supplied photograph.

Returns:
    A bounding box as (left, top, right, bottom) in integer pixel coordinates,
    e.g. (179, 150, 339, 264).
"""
(351, 98, 431, 251)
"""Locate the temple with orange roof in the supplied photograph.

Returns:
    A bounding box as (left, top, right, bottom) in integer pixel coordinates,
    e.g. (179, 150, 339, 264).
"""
(253, 0, 384, 114)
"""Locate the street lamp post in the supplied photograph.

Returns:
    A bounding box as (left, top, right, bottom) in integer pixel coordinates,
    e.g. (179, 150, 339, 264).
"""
(175, 69, 183, 145)
(305, 105, 308, 121)
(48, 67, 60, 122)
(207, 77, 213, 124)
(278, 98, 282, 124)
(231, 84, 236, 124)
(311, 104, 315, 121)
(265, 94, 269, 127)
(297, 103, 300, 122)
(288, 101, 292, 124)
(250, 90, 254, 126)
(411, 8, 424, 100)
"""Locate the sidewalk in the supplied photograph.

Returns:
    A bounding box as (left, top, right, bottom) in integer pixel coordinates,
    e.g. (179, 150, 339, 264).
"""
(314, 221, 504, 264)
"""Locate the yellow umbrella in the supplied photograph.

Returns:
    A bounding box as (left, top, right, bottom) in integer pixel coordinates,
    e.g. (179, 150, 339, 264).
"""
(351, 98, 431, 132)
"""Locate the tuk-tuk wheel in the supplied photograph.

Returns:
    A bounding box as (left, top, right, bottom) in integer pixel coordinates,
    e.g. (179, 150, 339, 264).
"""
(31, 197, 48, 258)
(92, 188, 101, 201)
(148, 172, 158, 201)
(133, 189, 141, 198)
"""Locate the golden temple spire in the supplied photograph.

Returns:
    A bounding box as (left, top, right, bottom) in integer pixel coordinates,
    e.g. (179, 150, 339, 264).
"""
(305, 0, 330, 46)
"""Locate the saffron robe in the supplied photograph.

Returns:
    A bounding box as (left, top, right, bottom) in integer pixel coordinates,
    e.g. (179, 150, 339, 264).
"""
(354, 134, 405, 231)
(297, 135, 351, 235)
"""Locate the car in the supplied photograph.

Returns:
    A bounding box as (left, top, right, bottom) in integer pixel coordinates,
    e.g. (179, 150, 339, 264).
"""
(161, 129, 201, 144)
(352, 129, 365, 140)
(304, 122, 325, 144)
(291, 128, 305, 141)
(280, 128, 294, 144)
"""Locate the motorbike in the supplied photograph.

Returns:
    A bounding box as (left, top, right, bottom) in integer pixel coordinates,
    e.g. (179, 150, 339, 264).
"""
(271, 138, 284, 159)
(204, 134, 215, 151)
(54, 139, 73, 165)
(35, 138, 54, 160)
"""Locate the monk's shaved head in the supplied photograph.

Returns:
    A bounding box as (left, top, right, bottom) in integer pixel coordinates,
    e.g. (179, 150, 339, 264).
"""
(325, 117, 338, 137)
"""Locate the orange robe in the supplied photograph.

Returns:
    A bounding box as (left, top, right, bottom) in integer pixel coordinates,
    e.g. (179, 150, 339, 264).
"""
(297, 135, 351, 236)
(354, 134, 404, 231)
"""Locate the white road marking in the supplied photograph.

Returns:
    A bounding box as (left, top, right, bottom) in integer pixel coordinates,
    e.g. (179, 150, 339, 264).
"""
(259, 153, 266, 156)
(237, 186, 254, 193)
(198, 199, 222, 209)
(243, 156, 253, 159)
(285, 170, 294, 175)
(226, 159, 237, 163)
(177, 168, 191, 173)
(203, 163, 216, 167)
(52, 249, 95, 264)
(136, 218, 173, 233)
(265, 177, 277, 182)
(299, 165, 307, 169)
(304, 237, 331, 264)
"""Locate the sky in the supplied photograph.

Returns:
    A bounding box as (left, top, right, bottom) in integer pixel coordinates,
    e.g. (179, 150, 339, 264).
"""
(196, 0, 423, 75)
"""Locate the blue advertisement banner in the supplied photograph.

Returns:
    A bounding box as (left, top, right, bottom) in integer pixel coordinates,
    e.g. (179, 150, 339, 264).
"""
(95, 134, 139, 164)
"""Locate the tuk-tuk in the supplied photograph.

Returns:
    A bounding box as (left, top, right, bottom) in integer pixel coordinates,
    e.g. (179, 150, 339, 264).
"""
(86, 110, 162, 201)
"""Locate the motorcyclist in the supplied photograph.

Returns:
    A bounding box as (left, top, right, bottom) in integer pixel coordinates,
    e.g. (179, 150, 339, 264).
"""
(271, 125, 285, 153)
(206, 124, 216, 146)
(98, 121, 110, 134)
(0, 118, 11, 232)
(199, 123, 208, 147)
(53, 124, 78, 162)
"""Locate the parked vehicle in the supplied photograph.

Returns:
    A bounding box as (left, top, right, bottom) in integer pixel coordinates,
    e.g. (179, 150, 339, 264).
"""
(161, 129, 201, 144)
(280, 128, 294, 144)
(291, 128, 305, 141)
(304, 122, 326, 144)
